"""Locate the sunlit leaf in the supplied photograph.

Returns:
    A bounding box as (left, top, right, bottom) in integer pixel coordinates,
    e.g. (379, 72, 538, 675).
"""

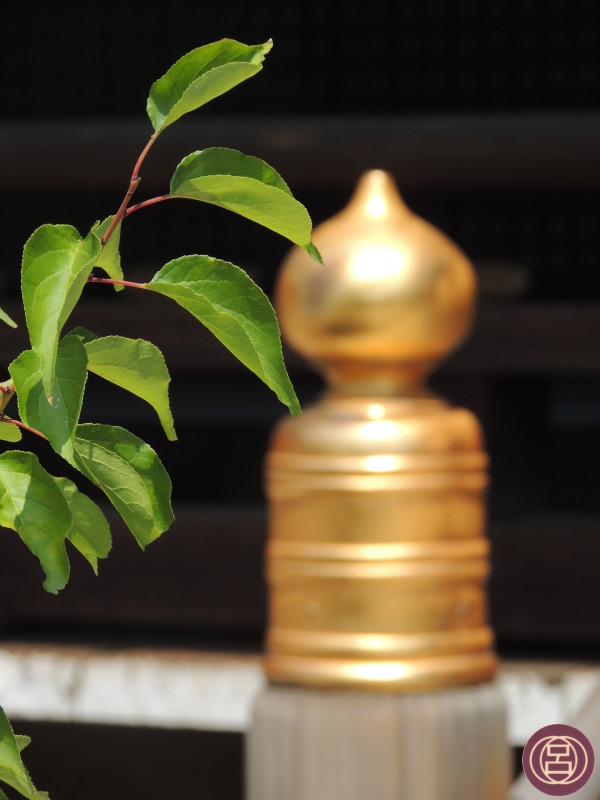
(148, 255, 300, 415)
(92, 216, 123, 290)
(147, 39, 272, 133)
(77, 330, 176, 441)
(0, 707, 48, 800)
(0, 306, 17, 329)
(21, 224, 100, 396)
(14, 737, 31, 753)
(10, 333, 88, 466)
(73, 424, 173, 548)
(0, 421, 22, 442)
(170, 148, 322, 261)
(53, 477, 112, 574)
(0, 452, 70, 593)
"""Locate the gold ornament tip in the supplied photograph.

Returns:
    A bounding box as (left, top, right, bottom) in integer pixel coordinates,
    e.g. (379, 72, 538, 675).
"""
(347, 170, 411, 224)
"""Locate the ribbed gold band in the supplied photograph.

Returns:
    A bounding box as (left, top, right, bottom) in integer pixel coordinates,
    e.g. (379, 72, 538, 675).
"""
(264, 650, 498, 690)
(268, 626, 495, 657)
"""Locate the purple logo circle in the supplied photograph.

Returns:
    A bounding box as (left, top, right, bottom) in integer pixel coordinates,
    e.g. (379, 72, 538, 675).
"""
(523, 724, 595, 796)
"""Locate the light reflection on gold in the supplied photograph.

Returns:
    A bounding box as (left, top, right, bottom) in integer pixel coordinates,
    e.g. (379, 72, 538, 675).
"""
(349, 245, 408, 283)
(366, 403, 385, 420)
(265, 170, 495, 690)
(356, 420, 399, 443)
(362, 454, 399, 473)
(346, 661, 411, 683)
(365, 178, 389, 219)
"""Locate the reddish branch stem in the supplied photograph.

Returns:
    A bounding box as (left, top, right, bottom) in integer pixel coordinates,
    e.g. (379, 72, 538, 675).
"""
(124, 194, 172, 218)
(132, 135, 157, 178)
(0, 416, 48, 440)
(100, 134, 158, 246)
(88, 277, 147, 290)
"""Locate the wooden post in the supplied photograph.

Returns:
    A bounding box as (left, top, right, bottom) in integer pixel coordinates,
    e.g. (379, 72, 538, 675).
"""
(248, 171, 510, 800)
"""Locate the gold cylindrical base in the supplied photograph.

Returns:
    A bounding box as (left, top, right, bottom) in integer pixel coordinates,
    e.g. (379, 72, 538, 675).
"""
(265, 394, 495, 691)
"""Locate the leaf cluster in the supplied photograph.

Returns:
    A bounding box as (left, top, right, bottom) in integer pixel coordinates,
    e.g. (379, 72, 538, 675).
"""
(0, 39, 321, 798)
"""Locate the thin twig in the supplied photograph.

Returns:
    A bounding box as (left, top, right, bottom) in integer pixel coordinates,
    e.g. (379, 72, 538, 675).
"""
(88, 277, 147, 290)
(124, 194, 172, 218)
(101, 134, 158, 246)
(0, 416, 47, 440)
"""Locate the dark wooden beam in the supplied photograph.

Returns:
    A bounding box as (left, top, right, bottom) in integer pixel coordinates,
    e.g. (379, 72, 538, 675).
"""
(2, 300, 600, 376)
(20, 721, 243, 800)
(2, 115, 599, 191)
(2, 507, 600, 650)
(0, 507, 267, 637)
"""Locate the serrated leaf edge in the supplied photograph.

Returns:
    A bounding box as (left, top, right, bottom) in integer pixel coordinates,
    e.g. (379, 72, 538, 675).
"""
(149, 256, 300, 415)
(170, 148, 294, 197)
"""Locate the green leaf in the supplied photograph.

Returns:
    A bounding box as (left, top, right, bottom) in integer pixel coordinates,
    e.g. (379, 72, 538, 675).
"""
(14, 737, 31, 753)
(147, 39, 272, 133)
(81, 332, 176, 441)
(73, 424, 173, 548)
(170, 148, 322, 261)
(0, 452, 71, 594)
(0, 708, 48, 800)
(148, 256, 300, 416)
(92, 216, 124, 290)
(69, 326, 97, 347)
(53, 477, 112, 574)
(305, 241, 323, 264)
(21, 224, 101, 396)
(10, 333, 88, 466)
(0, 306, 17, 329)
(0, 422, 22, 442)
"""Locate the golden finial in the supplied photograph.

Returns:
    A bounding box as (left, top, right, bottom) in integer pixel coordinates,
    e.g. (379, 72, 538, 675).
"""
(264, 170, 496, 690)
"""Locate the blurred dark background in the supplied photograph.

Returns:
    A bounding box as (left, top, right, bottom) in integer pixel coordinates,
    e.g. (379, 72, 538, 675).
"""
(0, 2, 599, 796)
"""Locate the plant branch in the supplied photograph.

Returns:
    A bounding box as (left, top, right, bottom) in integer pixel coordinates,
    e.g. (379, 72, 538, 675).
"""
(132, 134, 158, 178)
(124, 194, 172, 218)
(0, 416, 47, 440)
(101, 134, 158, 246)
(88, 277, 148, 290)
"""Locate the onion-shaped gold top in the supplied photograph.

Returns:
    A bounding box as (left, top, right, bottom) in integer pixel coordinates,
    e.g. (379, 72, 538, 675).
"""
(276, 170, 476, 390)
